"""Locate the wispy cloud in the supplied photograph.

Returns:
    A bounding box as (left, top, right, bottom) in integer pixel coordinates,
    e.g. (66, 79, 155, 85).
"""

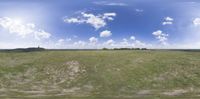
(93, 1, 127, 6)
(135, 9, 144, 12)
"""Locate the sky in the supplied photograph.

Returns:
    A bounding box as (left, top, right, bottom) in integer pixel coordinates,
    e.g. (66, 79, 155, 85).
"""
(0, 0, 200, 49)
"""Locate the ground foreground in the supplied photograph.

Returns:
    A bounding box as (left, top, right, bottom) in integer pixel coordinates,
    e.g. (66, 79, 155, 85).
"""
(0, 50, 200, 99)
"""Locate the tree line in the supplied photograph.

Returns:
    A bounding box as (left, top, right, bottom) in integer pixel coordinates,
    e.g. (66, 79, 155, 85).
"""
(102, 48, 147, 50)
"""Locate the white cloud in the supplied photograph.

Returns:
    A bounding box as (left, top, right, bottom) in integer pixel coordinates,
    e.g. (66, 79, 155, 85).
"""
(162, 22, 173, 25)
(193, 18, 200, 26)
(89, 37, 98, 44)
(64, 12, 116, 30)
(103, 13, 116, 17)
(74, 41, 86, 47)
(100, 30, 112, 37)
(130, 36, 147, 47)
(123, 38, 128, 42)
(82, 13, 106, 29)
(58, 39, 65, 43)
(34, 30, 51, 40)
(116, 36, 148, 48)
(65, 18, 85, 24)
(93, 1, 127, 6)
(105, 39, 115, 45)
(107, 36, 149, 48)
(165, 17, 174, 21)
(103, 13, 116, 21)
(130, 36, 136, 40)
(0, 17, 51, 40)
(170, 42, 200, 49)
(66, 38, 72, 42)
(120, 38, 129, 45)
(162, 17, 173, 25)
(52, 38, 146, 49)
(56, 39, 65, 46)
(134, 40, 146, 47)
(135, 9, 144, 12)
(152, 30, 169, 45)
(56, 38, 72, 46)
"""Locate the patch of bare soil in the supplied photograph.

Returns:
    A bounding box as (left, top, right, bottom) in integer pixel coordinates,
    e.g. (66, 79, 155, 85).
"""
(137, 90, 151, 95)
(162, 89, 188, 96)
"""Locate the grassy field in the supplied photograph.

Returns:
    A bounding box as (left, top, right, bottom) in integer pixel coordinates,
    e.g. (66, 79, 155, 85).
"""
(0, 50, 200, 99)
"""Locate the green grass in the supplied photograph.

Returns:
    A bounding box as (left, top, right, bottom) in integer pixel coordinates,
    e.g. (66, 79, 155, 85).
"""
(0, 50, 200, 98)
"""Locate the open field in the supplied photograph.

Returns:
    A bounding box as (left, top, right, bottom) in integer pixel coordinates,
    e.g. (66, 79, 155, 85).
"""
(0, 50, 200, 99)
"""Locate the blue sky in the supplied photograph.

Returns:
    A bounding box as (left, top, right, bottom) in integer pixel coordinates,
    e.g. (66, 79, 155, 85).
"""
(0, 0, 200, 49)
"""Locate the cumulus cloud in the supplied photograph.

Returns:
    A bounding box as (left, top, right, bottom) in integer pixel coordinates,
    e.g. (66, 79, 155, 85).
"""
(104, 39, 115, 45)
(134, 40, 146, 47)
(193, 18, 200, 26)
(116, 36, 149, 48)
(93, 1, 127, 6)
(73, 41, 86, 47)
(56, 39, 65, 46)
(89, 37, 98, 44)
(0, 17, 51, 40)
(165, 17, 174, 21)
(152, 30, 169, 45)
(120, 38, 129, 45)
(58, 39, 65, 43)
(100, 30, 112, 37)
(64, 12, 116, 30)
(130, 36, 136, 40)
(162, 17, 174, 25)
(55, 38, 74, 47)
(130, 36, 147, 47)
(34, 30, 51, 40)
(54, 37, 148, 49)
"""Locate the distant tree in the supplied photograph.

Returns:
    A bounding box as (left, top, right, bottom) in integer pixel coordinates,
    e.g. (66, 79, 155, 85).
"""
(141, 48, 147, 50)
(113, 48, 119, 50)
(132, 48, 140, 50)
(102, 48, 109, 50)
(112, 48, 147, 50)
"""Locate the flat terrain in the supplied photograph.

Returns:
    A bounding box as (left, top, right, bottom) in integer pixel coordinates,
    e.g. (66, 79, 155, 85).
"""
(0, 50, 200, 99)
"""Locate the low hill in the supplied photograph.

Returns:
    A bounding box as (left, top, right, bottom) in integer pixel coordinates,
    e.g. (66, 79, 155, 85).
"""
(4, 47, 46, 52)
